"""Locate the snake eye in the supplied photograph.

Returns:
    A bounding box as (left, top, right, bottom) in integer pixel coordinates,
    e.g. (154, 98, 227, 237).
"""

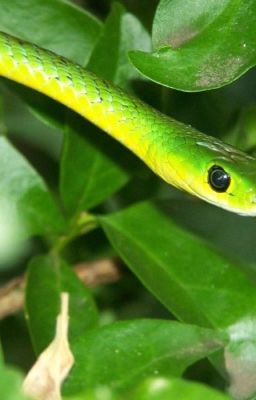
(208, 165, 231, 192)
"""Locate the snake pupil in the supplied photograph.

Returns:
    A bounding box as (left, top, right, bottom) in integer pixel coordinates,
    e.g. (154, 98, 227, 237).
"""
(208, 165, 230, 192)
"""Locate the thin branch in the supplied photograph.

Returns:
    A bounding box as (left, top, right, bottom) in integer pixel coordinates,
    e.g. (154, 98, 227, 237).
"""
(0, 258, 122, 319)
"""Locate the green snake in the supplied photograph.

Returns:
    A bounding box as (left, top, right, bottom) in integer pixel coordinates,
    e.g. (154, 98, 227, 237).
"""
(0, 31, 256, 216)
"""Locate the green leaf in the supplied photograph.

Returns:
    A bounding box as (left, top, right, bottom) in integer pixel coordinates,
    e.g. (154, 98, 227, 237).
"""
(0, 0, 102, 129)
(132, 377, 231, 400)
(64, 388, 118, 400)
(129, 0, 256, 91)
(64, 320, 226, 395)
(25, 254, 98, 354)
(0, 364, 28, 400)
(158, 199, 256, 266)
(60, 116, 130, 214)
(87, 2, 151, 90)
(2, 89, 62, 159)
(99, 201, 256, 329)
(60, 2, 151, 214)
(0, 0, 101, 65)
(0, 136, 65, 239)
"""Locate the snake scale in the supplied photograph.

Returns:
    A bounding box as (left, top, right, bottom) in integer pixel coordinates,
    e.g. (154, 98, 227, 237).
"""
(0, 31, 256, 215)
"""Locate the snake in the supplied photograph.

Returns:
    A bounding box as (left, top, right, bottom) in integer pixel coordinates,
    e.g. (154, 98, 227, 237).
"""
(0, 31, 256, 216)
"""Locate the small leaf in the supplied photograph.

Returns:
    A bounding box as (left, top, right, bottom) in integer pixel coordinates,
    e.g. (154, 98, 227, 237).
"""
(0, 136, 65, 238)
(25, 255, 98, 354)
(99, 201, 256, 329)
(64, 319, 226, 394)
(132, 377, 231, 400)
(130, 0, 256, 91)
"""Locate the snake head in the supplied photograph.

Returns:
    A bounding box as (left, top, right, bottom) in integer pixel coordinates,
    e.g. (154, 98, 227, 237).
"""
(190, 139, 256, 216)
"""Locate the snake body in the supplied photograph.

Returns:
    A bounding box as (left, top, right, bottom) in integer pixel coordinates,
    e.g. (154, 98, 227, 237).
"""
(0, 31, 256, 215)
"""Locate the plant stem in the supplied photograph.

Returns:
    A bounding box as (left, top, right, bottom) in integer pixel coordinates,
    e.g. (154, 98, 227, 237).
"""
(51, 212, 98, 256)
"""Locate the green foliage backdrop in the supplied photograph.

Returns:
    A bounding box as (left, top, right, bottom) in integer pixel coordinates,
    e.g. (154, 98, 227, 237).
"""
(0, 1, 256, 399)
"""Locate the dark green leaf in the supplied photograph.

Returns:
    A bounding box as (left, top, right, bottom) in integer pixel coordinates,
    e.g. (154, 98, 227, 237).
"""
(224, 105, 256, 152)
(0, 136, 65, 239)
(60, 116, 130, 214)
(130, 0, 256, 91)
(132, 377, 231, 400)
(64, 319, 226, 394)
(87, 2, 151, 90)
(25, 254, 98, 354)
(99, 201, 256, 329)
(158, 199, 256, 266)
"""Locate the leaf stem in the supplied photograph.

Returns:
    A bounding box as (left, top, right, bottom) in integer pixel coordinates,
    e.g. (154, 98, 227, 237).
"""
(51, 212, 98, 256)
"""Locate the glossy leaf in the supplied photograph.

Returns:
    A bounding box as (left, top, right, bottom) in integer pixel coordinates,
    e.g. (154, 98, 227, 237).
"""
(99, 201, 256, 329)
(25, 255, 98, 354)
(64, 319, 226, 394)
(132, 377, 231, 400)
(0, 136, 65, 238)
(130, 0, 256, 91)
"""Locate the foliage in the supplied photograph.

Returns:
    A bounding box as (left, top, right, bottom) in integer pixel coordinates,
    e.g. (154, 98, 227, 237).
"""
(0, 0, 256, 399)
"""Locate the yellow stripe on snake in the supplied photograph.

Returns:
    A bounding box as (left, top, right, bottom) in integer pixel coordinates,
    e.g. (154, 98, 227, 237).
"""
(0, 31, 256, 215)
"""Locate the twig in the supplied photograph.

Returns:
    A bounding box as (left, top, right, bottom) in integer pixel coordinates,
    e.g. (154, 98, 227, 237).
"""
(0, 258, 121, 319)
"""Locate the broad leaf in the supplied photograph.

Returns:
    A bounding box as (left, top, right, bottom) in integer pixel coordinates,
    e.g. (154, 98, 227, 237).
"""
(158, 199, 256, 266)
(64, 320, 226, 394)
(130, 0, 256, 91)
(99, 201, 256, 329)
